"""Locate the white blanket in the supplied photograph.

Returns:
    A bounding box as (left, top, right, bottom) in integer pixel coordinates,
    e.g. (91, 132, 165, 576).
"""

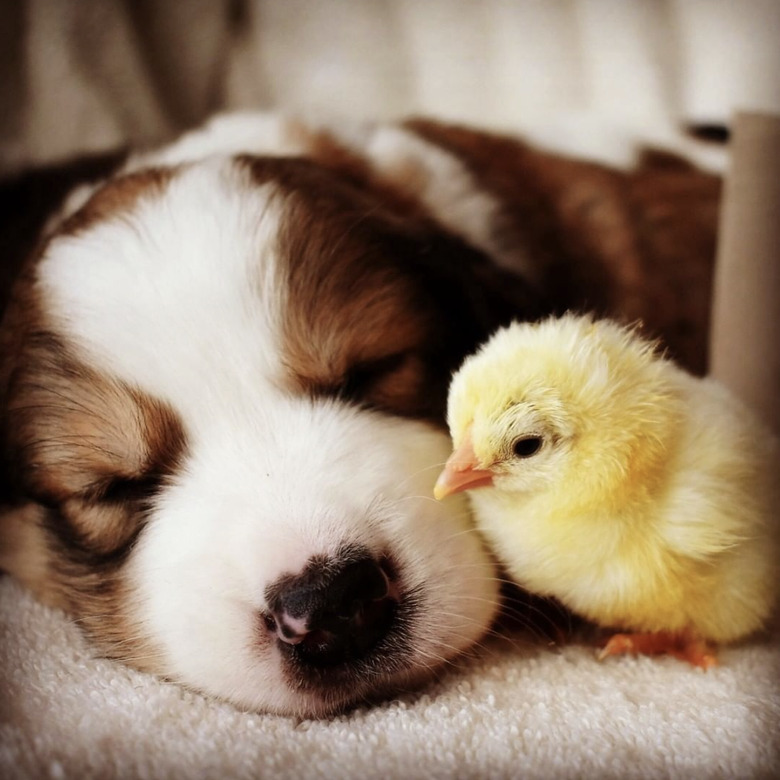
(2, 577, 778, 779)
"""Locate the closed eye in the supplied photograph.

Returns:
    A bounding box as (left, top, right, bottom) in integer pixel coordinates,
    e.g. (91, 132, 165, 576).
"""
(306, 351, 430, 416)
(83, 473, 164, 506)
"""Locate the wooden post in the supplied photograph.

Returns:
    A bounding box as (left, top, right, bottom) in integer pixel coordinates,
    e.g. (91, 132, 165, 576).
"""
(709, 111, 780, 433)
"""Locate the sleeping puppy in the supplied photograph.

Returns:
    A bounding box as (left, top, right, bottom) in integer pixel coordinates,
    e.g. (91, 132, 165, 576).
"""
(0, 114, 719, 716)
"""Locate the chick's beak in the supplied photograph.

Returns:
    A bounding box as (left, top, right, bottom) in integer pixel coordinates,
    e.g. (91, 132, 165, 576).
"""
(434, 431, 495, 500)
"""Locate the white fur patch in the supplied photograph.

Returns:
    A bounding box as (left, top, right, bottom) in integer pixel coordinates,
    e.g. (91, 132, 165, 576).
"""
(38, 152, 499, 715)
(131, 399, 494, 714)
(41, 159, 287, 420)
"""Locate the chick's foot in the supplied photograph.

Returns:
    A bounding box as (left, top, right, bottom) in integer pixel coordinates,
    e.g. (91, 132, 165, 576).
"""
(597, 630, 718, 669)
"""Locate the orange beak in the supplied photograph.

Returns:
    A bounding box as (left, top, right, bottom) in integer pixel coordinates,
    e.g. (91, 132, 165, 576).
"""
(434, 430, 495, 500)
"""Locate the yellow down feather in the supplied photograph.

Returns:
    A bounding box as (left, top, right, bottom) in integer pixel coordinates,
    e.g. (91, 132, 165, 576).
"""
(446, 313, 779, 642)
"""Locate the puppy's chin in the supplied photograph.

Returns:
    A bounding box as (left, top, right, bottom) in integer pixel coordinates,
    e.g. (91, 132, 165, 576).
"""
(124, 402, 499, 716)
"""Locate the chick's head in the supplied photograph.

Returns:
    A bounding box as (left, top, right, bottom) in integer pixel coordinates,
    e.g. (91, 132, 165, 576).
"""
(435, 313, 680, 504)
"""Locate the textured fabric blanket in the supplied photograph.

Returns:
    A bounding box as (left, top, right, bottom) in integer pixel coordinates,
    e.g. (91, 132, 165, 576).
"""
(2, 577, 778, 779)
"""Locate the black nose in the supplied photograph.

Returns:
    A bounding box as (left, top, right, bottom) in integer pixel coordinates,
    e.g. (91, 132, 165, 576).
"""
(265, 553, 398, 668)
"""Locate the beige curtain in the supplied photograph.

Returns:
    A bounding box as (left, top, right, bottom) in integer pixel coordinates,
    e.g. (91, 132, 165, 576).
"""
(2, 0, 780, 172)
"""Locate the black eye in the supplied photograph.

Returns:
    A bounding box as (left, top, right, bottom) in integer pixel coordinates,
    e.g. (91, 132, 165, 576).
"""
(512, 436, 543, 458)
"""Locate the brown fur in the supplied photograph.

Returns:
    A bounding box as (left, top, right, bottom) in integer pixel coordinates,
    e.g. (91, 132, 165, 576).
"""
(245, 155, 540, 419)
(286, 120, 436, 225)
(59, 167, 174, 237)
(405, 120, 720, 374)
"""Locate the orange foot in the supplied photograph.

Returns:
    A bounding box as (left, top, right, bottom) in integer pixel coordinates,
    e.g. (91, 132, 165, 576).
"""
(597, 630, 718, 669)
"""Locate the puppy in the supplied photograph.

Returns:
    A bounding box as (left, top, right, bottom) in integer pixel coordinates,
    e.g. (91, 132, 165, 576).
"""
(0, 113, 720, 716)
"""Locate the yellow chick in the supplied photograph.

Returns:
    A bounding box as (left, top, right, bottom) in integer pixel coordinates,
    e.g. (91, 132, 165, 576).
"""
(434, 313, 779, 667)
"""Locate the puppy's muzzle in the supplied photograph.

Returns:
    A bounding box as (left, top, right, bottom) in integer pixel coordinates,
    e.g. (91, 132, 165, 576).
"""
(265, 552, 399, 668)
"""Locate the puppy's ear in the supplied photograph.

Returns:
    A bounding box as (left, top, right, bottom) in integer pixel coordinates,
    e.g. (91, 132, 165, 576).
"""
(0, 502, 54, 604)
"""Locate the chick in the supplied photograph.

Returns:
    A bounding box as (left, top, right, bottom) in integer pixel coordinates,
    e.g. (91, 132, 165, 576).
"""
(434, 313, 779, 667)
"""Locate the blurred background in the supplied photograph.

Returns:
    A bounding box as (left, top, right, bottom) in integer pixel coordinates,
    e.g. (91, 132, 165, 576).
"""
(1, 0, 779, 174)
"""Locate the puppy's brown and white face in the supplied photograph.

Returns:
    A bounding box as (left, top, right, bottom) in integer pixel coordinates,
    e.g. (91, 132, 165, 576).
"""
(0, 119, 528, 716)
(3, 112, 718, 716)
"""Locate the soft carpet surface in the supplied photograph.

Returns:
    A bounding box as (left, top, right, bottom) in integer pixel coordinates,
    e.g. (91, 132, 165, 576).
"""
(2, 577, 778, 779)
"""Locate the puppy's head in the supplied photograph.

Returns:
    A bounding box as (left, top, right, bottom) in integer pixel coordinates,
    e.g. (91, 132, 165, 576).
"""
(0, 153, 527, 715)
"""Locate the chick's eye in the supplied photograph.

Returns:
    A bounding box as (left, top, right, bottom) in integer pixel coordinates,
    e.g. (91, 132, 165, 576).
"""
(512, 436, 543, 458)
